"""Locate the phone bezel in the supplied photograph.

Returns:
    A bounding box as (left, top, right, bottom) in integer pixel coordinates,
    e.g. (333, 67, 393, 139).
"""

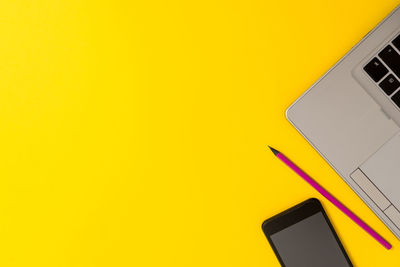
(261, 198, 352, 266)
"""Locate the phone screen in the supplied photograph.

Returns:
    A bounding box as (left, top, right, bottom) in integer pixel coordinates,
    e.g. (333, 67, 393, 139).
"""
(269, 211, 351, 267)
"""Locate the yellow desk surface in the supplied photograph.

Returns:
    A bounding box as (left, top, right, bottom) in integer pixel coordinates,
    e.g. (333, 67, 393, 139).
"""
(1, 0, 399, 266)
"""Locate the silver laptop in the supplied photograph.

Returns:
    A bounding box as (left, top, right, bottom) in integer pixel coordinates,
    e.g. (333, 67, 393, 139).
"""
(287, 5, 400, 239)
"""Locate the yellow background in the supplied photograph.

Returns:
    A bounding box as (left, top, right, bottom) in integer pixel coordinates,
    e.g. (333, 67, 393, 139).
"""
(0, 0, 399, 266)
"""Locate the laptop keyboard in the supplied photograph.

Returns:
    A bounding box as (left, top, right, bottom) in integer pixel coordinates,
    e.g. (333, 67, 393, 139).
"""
(364, 34, 400, 109)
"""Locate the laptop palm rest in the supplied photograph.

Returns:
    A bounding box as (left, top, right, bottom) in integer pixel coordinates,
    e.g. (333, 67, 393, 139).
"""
(357, 133, 400, 228)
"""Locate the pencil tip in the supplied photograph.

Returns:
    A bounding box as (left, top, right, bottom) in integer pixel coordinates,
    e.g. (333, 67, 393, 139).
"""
(268, 146, 280, 156)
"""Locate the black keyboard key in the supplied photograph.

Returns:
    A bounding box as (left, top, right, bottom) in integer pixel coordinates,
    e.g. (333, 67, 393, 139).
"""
(392, 34, 400, 50)
(363, 57, 388, 82)
(391, 90, 400, 109)
(378, 45, 400, 79)
(379, 74, 400, 95)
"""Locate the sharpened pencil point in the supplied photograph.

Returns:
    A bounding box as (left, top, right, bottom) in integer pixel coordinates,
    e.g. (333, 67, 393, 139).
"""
(268, 146, 280, 156)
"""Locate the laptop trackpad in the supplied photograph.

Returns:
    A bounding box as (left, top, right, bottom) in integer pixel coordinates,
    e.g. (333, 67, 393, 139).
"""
(360, 132, 400, 209)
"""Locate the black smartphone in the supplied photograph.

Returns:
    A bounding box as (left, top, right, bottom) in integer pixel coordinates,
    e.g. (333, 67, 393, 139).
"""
(262, 198, 353, 267)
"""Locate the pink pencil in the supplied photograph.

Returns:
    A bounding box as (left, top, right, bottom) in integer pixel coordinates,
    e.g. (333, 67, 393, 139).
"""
(268, 146, 392, 250)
